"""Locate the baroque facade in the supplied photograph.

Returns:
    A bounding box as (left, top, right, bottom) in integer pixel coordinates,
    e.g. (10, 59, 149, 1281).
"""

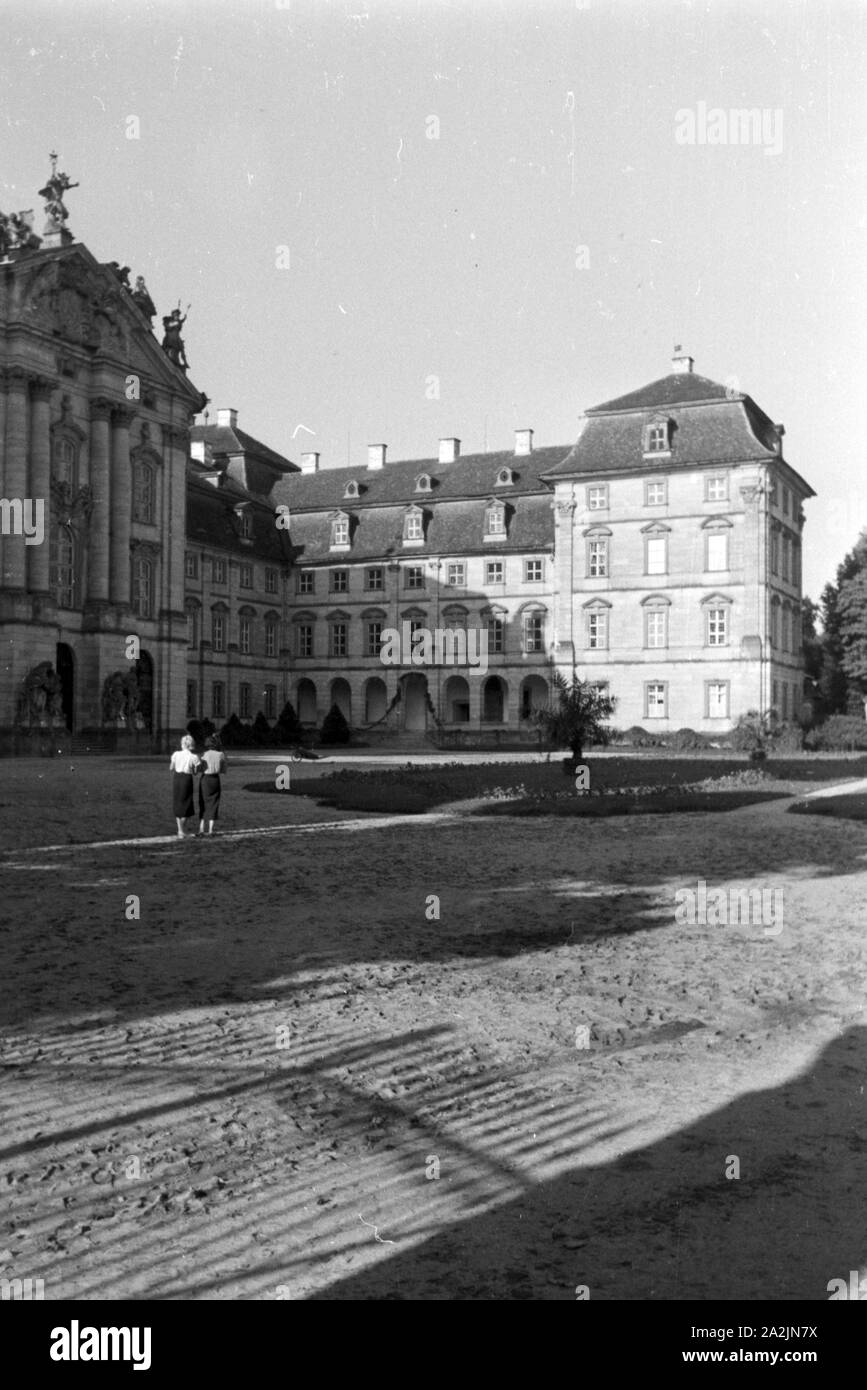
(1, 168, 814, 747)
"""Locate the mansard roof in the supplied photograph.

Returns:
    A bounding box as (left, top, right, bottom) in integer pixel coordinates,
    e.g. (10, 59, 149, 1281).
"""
(285, 495, 554, 564)
(269, 444, 568, 512)
(186, 471, 291, 562)
(588, 372, 732, 413)
(190, 422, 297, 476)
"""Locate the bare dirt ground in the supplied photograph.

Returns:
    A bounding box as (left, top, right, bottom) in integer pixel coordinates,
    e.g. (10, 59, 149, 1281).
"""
(1, 756, 865, 1300)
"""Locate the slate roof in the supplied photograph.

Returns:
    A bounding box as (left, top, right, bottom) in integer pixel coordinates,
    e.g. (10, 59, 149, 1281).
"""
(186, 472, 291, 563)
(588, 372, 732, 413)
(190, 422, 297, 475)
(284, 495, 555, 565)
(269, 444, 568, 510)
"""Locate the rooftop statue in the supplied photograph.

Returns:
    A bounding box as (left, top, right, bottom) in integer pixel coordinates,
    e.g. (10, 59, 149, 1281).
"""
(161, 303, 190, 371)
(0, 208, 41, 257)
(39, 151, 79, 233)
(131, 275, 157, 322)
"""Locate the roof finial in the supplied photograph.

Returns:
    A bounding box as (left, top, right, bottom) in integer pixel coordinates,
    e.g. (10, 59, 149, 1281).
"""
(39, 151, 79, 247)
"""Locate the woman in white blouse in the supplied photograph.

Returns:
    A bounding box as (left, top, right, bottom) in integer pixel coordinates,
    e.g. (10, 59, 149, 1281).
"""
(169, 733, 201, 837)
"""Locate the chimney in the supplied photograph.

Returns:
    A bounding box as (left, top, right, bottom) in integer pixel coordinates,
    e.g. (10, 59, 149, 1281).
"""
(671, 346, 693, 374)
(514, 428, 534, 456)
(216, 408, 238, 428)
(439, 437, 461, 464)
(300, 451, 320, 474)
(190, 439, 206, 463)
(367, 443, 386, 470)
(774, 424, 785, 455)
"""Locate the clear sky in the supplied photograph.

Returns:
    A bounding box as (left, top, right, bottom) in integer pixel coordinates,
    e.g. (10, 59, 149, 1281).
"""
(2, 0, 865, 602)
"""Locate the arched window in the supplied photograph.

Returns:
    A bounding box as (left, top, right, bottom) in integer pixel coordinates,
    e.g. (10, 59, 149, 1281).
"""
(133, 460, 156, 524)
(50, 524, 76, 609)
(52, 436, 77, 487)
(132, 555, 154, 618)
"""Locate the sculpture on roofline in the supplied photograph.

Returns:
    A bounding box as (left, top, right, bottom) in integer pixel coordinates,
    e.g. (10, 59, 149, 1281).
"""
(131, 275, 157, 322)
(161, 303, 190, 371)
(38, 151, 79, 234)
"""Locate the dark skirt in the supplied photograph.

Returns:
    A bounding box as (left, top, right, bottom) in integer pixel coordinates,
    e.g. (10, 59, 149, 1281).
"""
(172, 771, 195, 819)
(198, 773, 221, 821)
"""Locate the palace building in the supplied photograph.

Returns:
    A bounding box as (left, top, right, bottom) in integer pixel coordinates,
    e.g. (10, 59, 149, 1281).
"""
(1, 163, 814, 750)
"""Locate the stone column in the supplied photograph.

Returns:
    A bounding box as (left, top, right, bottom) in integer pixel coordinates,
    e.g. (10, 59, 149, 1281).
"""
(28, 377, 55, 594)
(2, 369, 30, 590)
(88, 399, 113, 603)
(110, 406, 135, 605)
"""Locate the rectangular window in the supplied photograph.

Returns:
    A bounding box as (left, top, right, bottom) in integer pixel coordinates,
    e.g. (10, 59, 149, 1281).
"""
(792, 539, 801, 589)
(298, 570, 315, 595)
(705, 473, 728, 502)
(783, 487, 790, 516)
(212, 681, 225, 719)
(485, 561, 504, 584)
(524, 612, 545, 653)
(332, 516, 350, 546)
(404, 513, 423, 540)
(264, 685, 276, 720)
(408, 619, 425, 642)
(405, 566, 425, 590)
(239, 682, 251, 719)
(186, 680, 197, 719)
(239, 562, 253, 589)
(185, 552, 198, 580)
(239, 511, 252, 540)
(446, 562, 466, 587)
(645, 683, 667, 719)
(770, 477, 779, 506)
(646, 535, 667, 575)
(239, 617, 251, 654)
(586, 609, 608, 650)
(706, 681, 729, 719)
(265, 567, 278, 594)
(132, 557, 153, 619)
(366, 621, 382, 657)
(485, 616, 504, 653)
(265, 621, 278, 658)
(486, 507, 506, 536)
(706, 531, 728, 572)
(330, 623, 347, 657)
(212, 613, 225, 651)
(187, 607, 198, 648)
(525, 558, 543, 583)
(297, 623, 313, 658)
(706, 607, 728, 646)
(331, 569, 348, 593)
(213, 558, 227, 584)
(772, 680, 779, 712)
(588, 539, 608, 577)
(770, 530, 779, 575)
(365, 567, 384, 591)
(645, 480, 666, 506)
(587, 485, 608, 510)
(647, 423, 668, 453)
(781, 684, 789, 720)
(645, 608, 668, 649)
(781, 534, 791, 583)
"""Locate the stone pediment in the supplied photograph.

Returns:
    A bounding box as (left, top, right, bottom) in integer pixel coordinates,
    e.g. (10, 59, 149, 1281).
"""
(10, 246, 201, 402)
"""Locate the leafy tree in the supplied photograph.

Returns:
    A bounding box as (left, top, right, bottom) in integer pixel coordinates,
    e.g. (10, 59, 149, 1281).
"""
(532, 671, 616, 770)
(837, 567, 867, 716)
(321, 703, 351, 744)
(813, 532, 867, 717)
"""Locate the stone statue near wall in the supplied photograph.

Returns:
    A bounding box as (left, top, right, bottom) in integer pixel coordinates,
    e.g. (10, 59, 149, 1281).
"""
(17, 663, 64, 727)
(101, 669, 144, 726)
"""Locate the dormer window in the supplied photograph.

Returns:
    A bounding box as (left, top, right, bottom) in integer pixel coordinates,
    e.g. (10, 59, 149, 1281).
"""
(330, 511, 351, 549)
(644, 417, 673, 455)
(235, 508, 252, 540)
(415, 473, 433, 493)
(495, 466, 515, 487)
(403, 507, 425, 543)
(344, 480, 361, 500)
(484, 500, 507, 541)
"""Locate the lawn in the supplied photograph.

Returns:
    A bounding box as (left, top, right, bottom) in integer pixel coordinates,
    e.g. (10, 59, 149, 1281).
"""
(261, 755, 867, 815)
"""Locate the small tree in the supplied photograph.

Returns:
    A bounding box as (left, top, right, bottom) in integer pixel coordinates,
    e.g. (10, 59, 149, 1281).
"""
(275, 699, 304, 746)
(321, 703, 351, 745)
(533, 672, 616, 772)
(252, 711, 272, 746)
